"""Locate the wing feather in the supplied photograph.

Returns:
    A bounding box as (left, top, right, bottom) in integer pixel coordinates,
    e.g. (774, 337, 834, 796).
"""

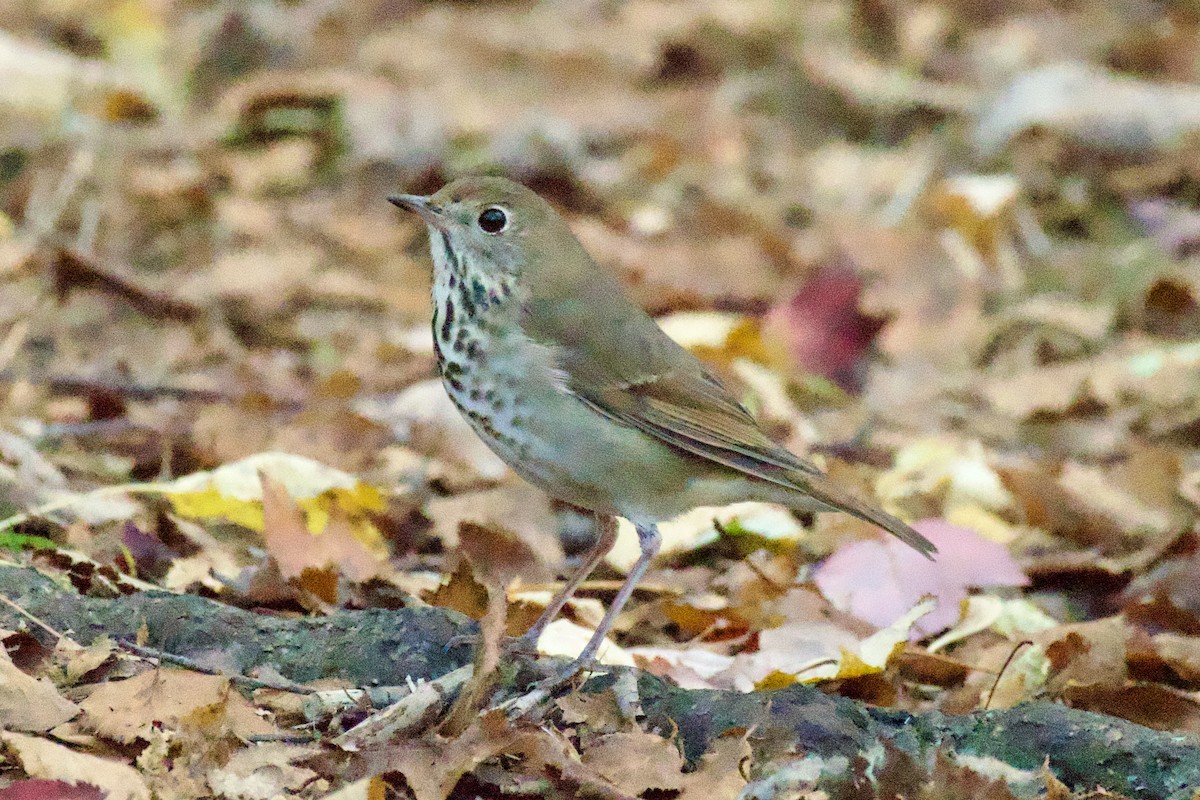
(577, 369, 823, 484)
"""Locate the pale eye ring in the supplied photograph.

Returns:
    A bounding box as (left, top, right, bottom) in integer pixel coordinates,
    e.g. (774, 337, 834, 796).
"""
(477, 206, 509, 234)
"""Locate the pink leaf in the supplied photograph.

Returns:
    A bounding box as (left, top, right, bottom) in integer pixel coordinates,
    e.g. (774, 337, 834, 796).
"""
(0, 781, 106, 800)
(813, 520, 1028, 636)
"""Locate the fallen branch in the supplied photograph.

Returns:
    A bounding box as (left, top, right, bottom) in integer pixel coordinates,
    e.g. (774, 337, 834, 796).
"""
(0, 564, 1196, 799)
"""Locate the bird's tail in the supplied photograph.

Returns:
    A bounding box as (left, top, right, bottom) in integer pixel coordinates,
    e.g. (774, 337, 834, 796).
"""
(790, 472, 937, 559)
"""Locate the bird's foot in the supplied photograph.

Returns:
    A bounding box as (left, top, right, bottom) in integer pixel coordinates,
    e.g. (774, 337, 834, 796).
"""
(498, 656, 599, 720)
(445, 629, 542, 657)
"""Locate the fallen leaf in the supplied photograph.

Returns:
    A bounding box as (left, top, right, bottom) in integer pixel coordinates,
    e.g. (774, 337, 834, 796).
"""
(975, 62, 1200, 157)
(0, 781, 106, 800)
(1, 732, 149, 800)
(206, 742, 321, 800)
(260, 472, 385, 582)
(1042, 617, 1129, 695)
(763, 266, 886, 390)
(876, 437, 1015, 517)
(354, 379, 509, 482)
(425, 484, 562, 577)
(425, 558, 489, 620)
(1149, 633, 1200, 685)
(677, 732, 751, 798)
(581, 731, 684, 795)
(313, 777, 387, 800)
(164, 452, 389, 570)
(927, 596, 1058, 654)
(607, 501, 805, 572)
(536, 618, 634, 667)
(0, 648, 79, 732)
(78, 670, 277, 743)
(813, 520, 1028, 636)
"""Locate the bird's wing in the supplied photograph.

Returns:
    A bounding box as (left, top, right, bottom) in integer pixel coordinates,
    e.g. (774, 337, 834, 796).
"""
(521, 288, 822, 484)
(521, 283, 937, 558)
(575, 363, 825, 479)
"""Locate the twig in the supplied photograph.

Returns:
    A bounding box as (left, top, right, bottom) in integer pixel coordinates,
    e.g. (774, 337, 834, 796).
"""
(333, 665, 474, 750)
(117, 639, 316, 695)
(740, 552, 789, 595)
(0, 370, 302, 409)
(246, 732, 322, 744)
(0, 592, 76, 645)
(0, 481, 175, 534)
(50, 248, 203, 322)
(984, 640, 1033, 711)
(24, 149, 95, 240)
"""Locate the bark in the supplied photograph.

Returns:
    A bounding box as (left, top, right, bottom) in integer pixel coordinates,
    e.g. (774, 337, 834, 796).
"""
(1, 564, 1197, 799)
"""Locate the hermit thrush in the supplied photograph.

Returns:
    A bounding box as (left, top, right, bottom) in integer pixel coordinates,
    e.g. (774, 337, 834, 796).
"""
(389, 177, 936, 677)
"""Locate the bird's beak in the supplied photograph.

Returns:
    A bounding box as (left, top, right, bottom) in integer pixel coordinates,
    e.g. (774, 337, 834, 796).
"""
(387, 194, 448, 231)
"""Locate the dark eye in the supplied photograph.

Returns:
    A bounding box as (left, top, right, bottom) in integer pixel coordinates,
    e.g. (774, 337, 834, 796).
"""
(478, 206, 508, 234)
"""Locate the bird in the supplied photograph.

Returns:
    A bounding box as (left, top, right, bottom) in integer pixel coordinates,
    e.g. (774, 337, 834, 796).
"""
(388, 176, 935, 681)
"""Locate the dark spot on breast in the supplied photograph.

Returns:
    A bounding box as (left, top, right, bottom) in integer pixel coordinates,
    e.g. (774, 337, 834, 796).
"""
(439, 232, 458, 273)
(440, 299, 455, 342)
(447, 376, 465, 392)
(432, 337, 445, 366)
(466, 341, 479, 359)
(457, 281, 474, 316)
(471, 279, 488, 309)
(444, 361, 463, 376)
(448, 273, 457, 289)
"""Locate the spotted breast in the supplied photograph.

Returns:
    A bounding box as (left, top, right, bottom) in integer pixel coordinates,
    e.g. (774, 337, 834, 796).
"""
(428, 230, 534, 466)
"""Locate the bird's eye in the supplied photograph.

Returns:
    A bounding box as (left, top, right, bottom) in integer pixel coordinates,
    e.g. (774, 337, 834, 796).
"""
(477, 206, 509, 234)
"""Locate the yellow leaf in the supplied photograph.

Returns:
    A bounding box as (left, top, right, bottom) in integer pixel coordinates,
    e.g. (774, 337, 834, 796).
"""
(754, 670, 801, 691)
(164, 452, 389, 564)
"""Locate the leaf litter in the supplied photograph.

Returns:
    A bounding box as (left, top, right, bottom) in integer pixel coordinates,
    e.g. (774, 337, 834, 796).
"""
(0, 0, 1198, 797)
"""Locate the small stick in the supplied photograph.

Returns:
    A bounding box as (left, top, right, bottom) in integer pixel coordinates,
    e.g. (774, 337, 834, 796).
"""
(246, 733, 322, 744)
(0, 482, 176, 534)
(0, 370, 257, 405)
(0, 592, 77, 645)
(117, 640, 315, 695)
(984, 640, 1033, 711)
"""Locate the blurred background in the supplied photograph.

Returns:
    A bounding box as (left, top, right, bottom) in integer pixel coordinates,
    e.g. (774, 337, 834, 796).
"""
(1, 0, 1200, 720)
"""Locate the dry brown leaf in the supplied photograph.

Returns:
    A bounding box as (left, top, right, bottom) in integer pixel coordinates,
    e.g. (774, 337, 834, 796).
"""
(1063, 683, 1200, 734)
(78, 670, 277, 744)
(555, 688, 629, 733)
(57, 637, 115, 686)
(975, 62, 1200, 156)
(206, 742, 321, 800)
(425, 558, 490, 620)
(355, 379, 509, 483)
(424, 483, 563, 572)
(1058, 462, 1173, 545)
(537, 618, 635, 667)
(1, 731, 150, 800)
(0, 651, 79, 732)
(677, 732, 751, 798)
(1151, 633, 1200, 685)
(260, 472, 386, 582)
(1041, 617, 1129, 696)
(581, 731, 685, 795)
(980, 362, 1092, 419)
(314, 777, 387, 800)
(382, 712, 541, 800)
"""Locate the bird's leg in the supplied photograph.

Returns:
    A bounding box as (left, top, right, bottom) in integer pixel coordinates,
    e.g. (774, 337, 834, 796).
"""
(501, 523, 660, 718)
(509, 513, 619, 653)
(546, 523, 660, 678)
